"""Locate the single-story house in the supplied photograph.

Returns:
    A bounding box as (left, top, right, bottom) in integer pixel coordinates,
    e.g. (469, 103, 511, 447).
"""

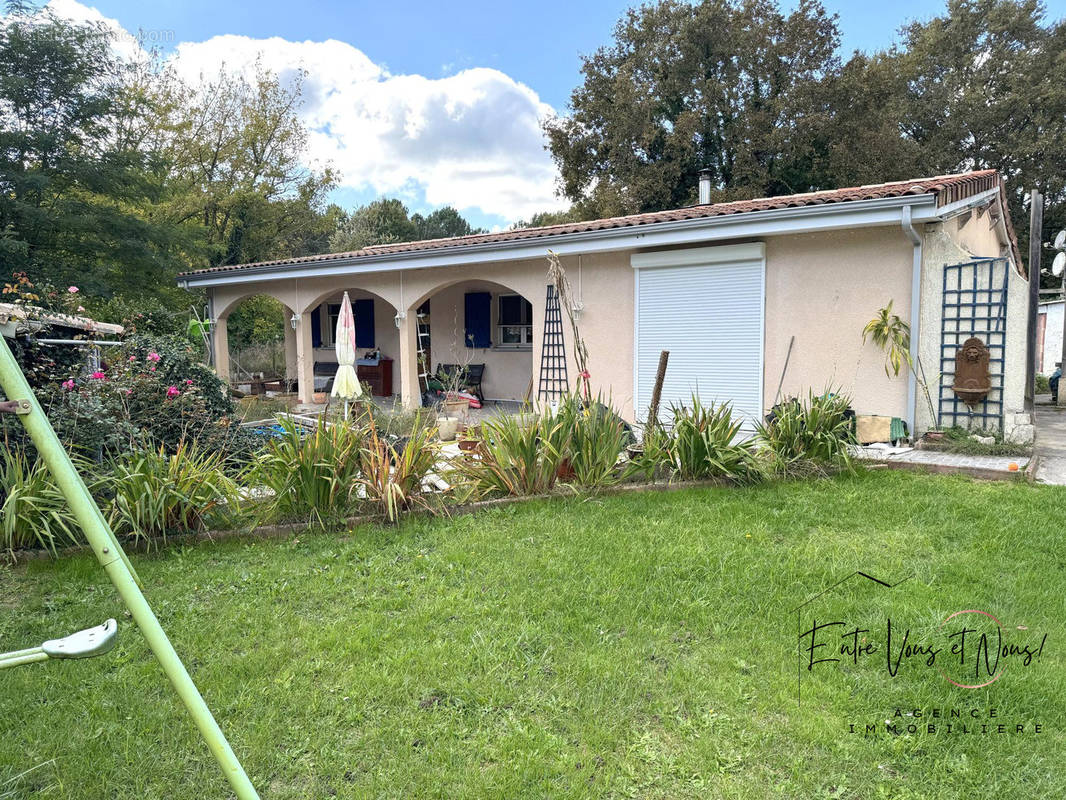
(178, 169, 1030, 439)
(1037, 299, 1063, 376)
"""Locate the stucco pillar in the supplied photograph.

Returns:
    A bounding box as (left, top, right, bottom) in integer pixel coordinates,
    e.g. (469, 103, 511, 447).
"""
(295, 312, 314, 404)
(397, 312, 420, 408)
(283, 309, 297, 383)
(213, 315, 230, 385)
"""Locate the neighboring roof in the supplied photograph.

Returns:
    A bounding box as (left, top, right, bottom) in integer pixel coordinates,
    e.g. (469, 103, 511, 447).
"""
(179, 169, 1011, 279)
(0, 302, 124, 338)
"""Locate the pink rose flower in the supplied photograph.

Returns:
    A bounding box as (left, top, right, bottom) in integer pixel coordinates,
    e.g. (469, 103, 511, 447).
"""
(90, 371, 105, 380)
(149, 366, 156, 372)
(184, 378, 194, 385)
(67, 286, 78, 294)
(147, 352, 161, 362)
(166, 386, 180, 398)
(61, 379, 75, 391)
(129, 356, 136, 362)
(76, 306, 84, 312)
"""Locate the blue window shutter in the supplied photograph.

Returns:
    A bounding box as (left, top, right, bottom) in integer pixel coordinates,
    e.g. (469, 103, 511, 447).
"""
(354, 299, 375, 348)
(464, 292, 491, 348)
(310, 307, 322, 348)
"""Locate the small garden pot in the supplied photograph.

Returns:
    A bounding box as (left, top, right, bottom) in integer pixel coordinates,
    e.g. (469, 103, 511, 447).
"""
(923, 430, 945, 443)
(457, 437, 479, 452)
(556, 457, 576, 481)
(437, 416, 460, 441)
(312, 391, 328, 404)
(442, 397, 469, 417)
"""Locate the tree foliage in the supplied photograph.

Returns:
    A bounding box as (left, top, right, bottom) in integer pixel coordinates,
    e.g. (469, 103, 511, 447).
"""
(0, 5, 188, 296)
(329, 198, 483, 252)
(547, 0, 1066, 269)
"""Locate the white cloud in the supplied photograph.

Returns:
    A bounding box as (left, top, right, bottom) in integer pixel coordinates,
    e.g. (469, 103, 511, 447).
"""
(47, 1, 567, 222)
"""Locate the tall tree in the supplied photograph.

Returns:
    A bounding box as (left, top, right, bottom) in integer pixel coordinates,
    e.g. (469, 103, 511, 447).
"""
(888, 0, 1066, 276)
(329, 198, 417, 252)
(0, 3, 186, 296)
(544, 0, 844, 215)
(159, 65, 337, 268)
(329, 199, 483, 251)
(411, 206, 484, 240)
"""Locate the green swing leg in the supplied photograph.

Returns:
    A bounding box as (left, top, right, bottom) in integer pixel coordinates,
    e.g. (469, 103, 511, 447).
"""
(0, 337, 259, 800)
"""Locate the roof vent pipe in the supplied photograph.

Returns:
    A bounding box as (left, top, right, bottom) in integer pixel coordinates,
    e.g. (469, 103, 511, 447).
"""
(698, 169, 713, 205)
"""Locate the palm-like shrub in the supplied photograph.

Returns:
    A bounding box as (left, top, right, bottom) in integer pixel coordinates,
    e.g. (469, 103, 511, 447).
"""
(667, 397, 760, 482)
(756, 391, 854, 474)
(454, 411, 568, 497)
(0, 449, 85, 554)
(107, 443, 243, 543)
(358, 410, 439, 522)
(456, 394, 635, 497)
(555, 395, 631, 488)
(251, 416, 364, 527)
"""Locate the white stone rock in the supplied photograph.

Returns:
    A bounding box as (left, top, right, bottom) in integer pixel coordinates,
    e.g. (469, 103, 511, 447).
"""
(1008, 424, 1035, 444)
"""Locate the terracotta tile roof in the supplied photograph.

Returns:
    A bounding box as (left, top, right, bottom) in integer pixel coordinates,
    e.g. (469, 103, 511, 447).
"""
(179, 169, 1006, 278)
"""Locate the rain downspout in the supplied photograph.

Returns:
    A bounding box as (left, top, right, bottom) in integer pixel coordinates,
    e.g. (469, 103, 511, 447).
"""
(901, 205, 922, 436)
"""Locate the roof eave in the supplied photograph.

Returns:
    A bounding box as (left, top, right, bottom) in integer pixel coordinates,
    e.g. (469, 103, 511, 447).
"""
(179, 193, 942, 289)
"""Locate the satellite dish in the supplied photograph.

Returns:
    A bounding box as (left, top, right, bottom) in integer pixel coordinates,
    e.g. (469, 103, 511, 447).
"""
(1055, 230, 1066, 251)
(1053, 251, 1066, 277)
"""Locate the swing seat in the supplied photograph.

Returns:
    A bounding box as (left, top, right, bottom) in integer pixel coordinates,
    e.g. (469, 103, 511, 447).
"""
(42, 618, 118, 659)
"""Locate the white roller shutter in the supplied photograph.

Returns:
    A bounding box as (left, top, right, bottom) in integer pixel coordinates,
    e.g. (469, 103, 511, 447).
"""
(633, 243, 765, 427)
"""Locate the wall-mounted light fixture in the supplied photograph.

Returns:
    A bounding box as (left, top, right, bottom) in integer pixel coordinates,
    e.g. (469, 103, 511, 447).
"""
(289, 313, 301, 330)
(394, 310, 407, 329)
(571, 301, 585, 321)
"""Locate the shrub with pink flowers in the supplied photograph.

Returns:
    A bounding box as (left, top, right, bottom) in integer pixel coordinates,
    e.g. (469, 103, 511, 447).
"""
(3, 331, 252, 464)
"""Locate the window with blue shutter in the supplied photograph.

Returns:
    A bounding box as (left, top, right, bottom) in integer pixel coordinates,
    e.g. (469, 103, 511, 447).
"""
(310, 307, 322, 348)
(464, 292, 491, 348)
(354, 298, 375, 348)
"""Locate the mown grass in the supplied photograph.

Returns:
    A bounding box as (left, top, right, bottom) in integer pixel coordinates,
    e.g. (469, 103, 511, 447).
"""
(1, 470, 1065, 799)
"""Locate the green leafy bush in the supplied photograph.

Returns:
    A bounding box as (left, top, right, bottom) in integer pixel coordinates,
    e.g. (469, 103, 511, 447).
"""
(107, 443, 244, 543)
(555, 395, 631, 488)
(0, 449, 85, 554)
(457, 395, 633, 497)
(755, 391, 854, 474)
(251, 416, 364, 527)
(624, 424, 673, 482)
(42, 333, 256, 464)
(454, 411, 568, 497)
(357, 409, 439, 521)
(667, 397, 760, 482)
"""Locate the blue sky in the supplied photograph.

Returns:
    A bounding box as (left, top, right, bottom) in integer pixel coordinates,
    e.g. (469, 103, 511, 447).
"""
(48, 0, 1066, 231)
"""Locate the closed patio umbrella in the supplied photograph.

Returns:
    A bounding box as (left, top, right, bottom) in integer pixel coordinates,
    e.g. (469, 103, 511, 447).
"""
(331, 292, 363, 415)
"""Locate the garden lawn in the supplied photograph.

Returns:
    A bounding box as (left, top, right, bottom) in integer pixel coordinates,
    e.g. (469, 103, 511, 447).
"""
(2, 470, 1065, 799)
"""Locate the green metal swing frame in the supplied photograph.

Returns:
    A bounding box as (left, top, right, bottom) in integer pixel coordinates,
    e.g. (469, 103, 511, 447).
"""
(0, 336, 259, 799)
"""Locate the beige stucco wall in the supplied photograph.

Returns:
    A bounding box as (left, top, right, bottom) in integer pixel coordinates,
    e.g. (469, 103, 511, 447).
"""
(207, 250, 637, 412)
(418, 280, 533, 401)
(762, 228, 914, 419)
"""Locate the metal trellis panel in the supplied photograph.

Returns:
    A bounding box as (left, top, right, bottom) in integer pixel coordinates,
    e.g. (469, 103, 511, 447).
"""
(537, 284, 568, 402)
(937, 258, 1009, 431)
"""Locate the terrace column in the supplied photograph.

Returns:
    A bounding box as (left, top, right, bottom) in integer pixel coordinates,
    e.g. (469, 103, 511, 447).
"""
(283, 309, 297, 384)
(212, 315, 230, 385)
(397, 311, 420, 409)
(295, 312, 315, 404)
